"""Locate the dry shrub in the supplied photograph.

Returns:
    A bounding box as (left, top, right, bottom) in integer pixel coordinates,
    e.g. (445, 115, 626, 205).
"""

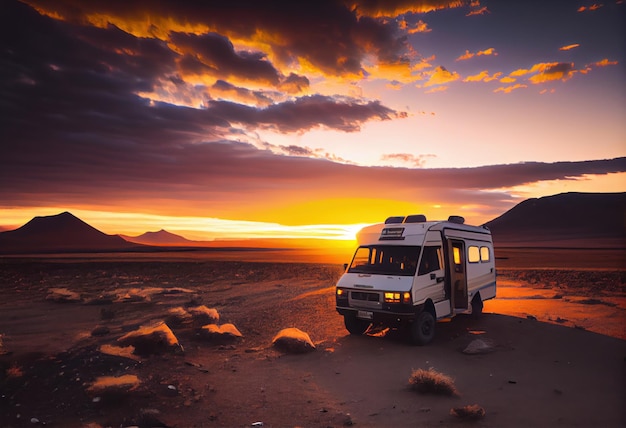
(451, 404, 486, 420)
(409, 368, 458, 396)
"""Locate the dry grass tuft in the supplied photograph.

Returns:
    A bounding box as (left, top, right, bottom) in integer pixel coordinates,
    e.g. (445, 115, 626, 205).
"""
(451, 404, 486, 420)
(409, 368, 458, 396)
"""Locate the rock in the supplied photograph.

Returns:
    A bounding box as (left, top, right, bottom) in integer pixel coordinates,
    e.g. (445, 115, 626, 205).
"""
(462, 339, 495, 354)
(117, 321, 181, 356)
(166, 307, 193, 326)
(200, 323, 243, 342)
(187, 306, 220, 325)
(272, 328, 316, 353)
(46, 287, 81, 303)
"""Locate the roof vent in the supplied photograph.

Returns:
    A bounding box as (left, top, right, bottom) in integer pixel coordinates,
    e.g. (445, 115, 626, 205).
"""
(448, 215, 465, 224)
(385, 216, 405, 224)
(404, 214, 427, 223)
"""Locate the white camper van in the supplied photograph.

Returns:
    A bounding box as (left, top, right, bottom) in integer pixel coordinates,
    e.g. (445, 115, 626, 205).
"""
(335, 215, 496, 345)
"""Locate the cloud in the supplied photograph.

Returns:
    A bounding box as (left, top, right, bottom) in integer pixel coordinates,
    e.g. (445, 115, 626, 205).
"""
(456, 48, 497, 61)
(380, 153, 436, 167)
(400, 19, 432, 34)
(22, 0, 423, 79)
(463, 70, 502, 82)
(422, 66, 460, 87)
(589, 58, 618, 67)
(559, 43, 580, 51)
(494, 83, 527, 93)
(577, 4, 603, 12)
(466, 6, 490, 16)
(507, 62, 576, 84)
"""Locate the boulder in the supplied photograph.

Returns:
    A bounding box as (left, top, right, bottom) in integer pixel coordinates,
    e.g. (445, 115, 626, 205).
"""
(462, 339, 495, 354)
(166, 307, 193, 326)
(272, 328, 316, 354)
(117, 321, 180, 356)
(187, 305, 220, 325)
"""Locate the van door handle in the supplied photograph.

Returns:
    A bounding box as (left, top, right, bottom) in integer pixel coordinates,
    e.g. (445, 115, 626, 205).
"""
(436, 277, 444, 283)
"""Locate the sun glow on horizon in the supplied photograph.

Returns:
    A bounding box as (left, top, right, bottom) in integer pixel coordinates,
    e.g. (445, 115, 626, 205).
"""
(0, 208, 367, 243)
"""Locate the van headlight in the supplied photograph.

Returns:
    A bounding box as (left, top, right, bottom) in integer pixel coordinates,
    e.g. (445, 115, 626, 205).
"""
(384, 292, 411, 304)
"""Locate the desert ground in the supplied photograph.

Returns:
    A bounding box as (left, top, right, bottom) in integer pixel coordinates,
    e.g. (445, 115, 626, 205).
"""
(0, 249, 625, 428)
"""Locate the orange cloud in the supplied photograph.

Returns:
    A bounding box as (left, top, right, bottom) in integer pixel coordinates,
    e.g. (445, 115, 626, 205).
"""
(528, 62, 575, 83)
(577, 4, 603, 12)
(500, 76, 517, 83)
(463, 70, 502, 82)
(348, 0, 469, 18)
(406, 19, 432, 34)
(423, 66, 460, 87)
(509, 62, 576, 84)
(380, 153, 436, 167)
(590, 58, 618, 67)
(466, 6, 490, 16)
(456, 47, 497, 61)
(559, 43, 580, 51)
(494, 84, 527, 93)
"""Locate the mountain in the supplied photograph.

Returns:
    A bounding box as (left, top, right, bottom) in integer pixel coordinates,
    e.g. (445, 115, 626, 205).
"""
(120, 229, 197, 246)
(484, 192, 626, 248)
(0, 211, 141, 253)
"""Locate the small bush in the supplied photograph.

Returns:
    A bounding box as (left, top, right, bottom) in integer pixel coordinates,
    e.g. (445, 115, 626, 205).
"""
(451, 404, 486, 420)
(408, 368, 458, 396)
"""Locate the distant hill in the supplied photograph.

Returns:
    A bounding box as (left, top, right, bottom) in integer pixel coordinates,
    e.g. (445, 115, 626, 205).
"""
(0, 211, 142, 253)
(484, 192, 626, 248)
(120, 229, 198, 246)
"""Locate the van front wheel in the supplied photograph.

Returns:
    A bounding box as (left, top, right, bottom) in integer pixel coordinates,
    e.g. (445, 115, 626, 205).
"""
(410, 309, 435, 345)
(344, 314, 370, 335)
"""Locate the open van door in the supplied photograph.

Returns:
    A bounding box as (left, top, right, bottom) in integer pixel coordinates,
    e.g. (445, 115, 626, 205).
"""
(446, 239, 468, 310)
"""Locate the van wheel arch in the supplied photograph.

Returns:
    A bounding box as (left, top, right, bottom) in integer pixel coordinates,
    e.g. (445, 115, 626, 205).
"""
(409, 300, 436, 346)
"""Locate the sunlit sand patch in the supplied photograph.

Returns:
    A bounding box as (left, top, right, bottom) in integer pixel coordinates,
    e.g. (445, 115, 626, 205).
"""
(289, 286, 335, 301)
(99, 344, 140, 361)
(46, 287, 81, 302)
(87, 374, 140, 392)
(112, 287, 195, 303)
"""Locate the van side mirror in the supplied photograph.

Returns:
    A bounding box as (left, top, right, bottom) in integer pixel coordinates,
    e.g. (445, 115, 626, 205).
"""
(343, 263, 348, 271)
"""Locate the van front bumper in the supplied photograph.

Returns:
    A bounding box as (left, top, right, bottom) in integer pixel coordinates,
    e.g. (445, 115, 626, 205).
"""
(336, 305, 418, 325)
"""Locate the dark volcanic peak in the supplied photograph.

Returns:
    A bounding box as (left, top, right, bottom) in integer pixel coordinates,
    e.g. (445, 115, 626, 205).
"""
(121, 229, 195, 245)
(0, 211, 139, 253)
(485, 192, 626, 247)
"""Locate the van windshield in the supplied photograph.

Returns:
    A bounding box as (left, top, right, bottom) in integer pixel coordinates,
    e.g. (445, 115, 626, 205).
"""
(348, 245, 421, 276)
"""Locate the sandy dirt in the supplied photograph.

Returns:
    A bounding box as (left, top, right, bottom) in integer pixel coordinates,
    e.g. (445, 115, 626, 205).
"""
(0, 254, 625, 428)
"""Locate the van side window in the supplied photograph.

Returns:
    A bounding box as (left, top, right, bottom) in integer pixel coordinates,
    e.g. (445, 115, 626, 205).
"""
(418, 246, 442, 275)
(480, 246, 490, 262)
(468, 246, 480, 263)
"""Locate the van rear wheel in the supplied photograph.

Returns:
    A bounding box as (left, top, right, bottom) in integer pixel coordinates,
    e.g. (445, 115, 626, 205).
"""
(344, 314, 370, 335)
(410, 309, 435, 345)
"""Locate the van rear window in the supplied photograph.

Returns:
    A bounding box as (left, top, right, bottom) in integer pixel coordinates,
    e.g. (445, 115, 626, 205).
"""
(348, 245, 421, 276)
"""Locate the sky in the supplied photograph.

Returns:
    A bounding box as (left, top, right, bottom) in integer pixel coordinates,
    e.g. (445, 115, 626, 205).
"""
(1, 0, 624, 243)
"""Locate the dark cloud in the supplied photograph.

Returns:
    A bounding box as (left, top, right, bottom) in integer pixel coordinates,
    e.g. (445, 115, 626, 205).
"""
(207, 96, 404, 132)
(22, 0, 419, 76)
(171, 32, 281, 85)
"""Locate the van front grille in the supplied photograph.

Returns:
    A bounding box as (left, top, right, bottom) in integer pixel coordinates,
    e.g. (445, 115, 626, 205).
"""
(351, 291, 380, 302)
